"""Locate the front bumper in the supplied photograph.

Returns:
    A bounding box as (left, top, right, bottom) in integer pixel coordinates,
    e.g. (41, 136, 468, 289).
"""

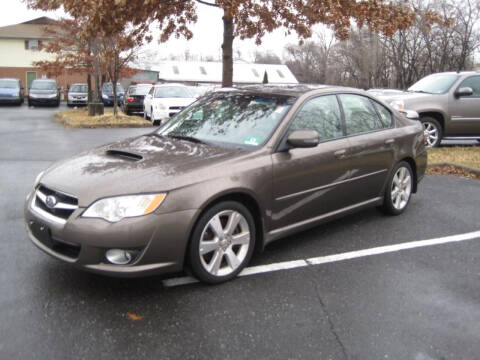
(29, 97, 58, 105)
(0, 96, 22, 104)
(24, 189, 199, 277)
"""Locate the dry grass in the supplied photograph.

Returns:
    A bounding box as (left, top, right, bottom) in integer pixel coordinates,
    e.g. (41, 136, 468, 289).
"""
(55, 108, 152, 128)
(427, 146, 480, 169)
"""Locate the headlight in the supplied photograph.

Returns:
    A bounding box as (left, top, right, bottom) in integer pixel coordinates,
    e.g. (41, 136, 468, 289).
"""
(390, 100, 405, 111)
(48, 93, 57, 98)
(82, 193, 167, 222)
(102, 94, 108, 99)
(29, 93, 38, 98)
(34, 171, 45, 187)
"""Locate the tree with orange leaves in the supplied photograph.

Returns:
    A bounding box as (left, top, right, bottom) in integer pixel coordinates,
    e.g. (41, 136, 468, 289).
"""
(28, 0, 416, 87)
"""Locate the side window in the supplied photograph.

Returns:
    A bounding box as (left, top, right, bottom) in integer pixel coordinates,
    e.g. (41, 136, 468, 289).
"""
(458, 76, 480, 97)
(339, 94, 385, 135)
(372, 100, 393, 127)
(287, 95, 343, 142)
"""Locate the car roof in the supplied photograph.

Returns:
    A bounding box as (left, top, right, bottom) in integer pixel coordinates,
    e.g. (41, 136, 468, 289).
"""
(70, 83, 87, 86)
(154, 83, 189, 87)
(0, 78, 20, 81)
(425, 71, 478, 77)
(32, 79, 55, 82)
(229, 84, 364, 97)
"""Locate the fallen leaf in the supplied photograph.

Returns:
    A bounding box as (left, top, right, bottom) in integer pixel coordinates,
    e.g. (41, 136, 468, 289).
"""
(126, 312, 144, 321)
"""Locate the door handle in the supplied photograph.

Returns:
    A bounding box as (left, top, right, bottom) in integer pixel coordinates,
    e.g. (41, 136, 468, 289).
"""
(385, 139, 394, 145)
(334, 149, 347, 158)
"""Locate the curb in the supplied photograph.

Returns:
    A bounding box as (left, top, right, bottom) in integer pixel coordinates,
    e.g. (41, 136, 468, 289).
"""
(427, 162, 480, 177)
(54, 112, 153, 129)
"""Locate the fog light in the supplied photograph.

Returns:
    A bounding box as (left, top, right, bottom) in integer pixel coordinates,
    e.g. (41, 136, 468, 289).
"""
(105, 249, 137, 265)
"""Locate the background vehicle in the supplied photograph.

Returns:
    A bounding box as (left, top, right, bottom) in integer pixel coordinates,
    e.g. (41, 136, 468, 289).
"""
(28, 79, 60, 107)
(0, 78, 24, 105)
(101, 82, 125, 106)
(122, 84, 152, 115)
(26, 85, 426, 284)
(381, 71, 480, 147)
(143, 83, 196, 125)
(367, 88, 405, 97)
(67, 83, 88, 107)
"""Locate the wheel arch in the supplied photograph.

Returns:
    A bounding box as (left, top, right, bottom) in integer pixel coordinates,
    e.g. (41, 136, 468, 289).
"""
(418, 111, 445, 131)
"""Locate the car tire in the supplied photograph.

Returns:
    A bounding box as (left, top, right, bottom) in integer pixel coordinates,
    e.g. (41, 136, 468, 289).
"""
(143, 107, 149, 120)
(382, 161, 413, 216)
(188, 201, 256, 284)
(151, 108, 160, 126)
(421, 117, 442, 148)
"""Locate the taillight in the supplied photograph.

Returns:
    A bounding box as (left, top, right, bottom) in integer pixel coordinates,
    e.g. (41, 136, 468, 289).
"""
(126, 97, 135, 103)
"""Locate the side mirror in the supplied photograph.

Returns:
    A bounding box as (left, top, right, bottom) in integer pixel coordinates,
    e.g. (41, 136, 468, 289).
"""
(399, 109, 419, 120)
(455, 87, 473, 98)
(287, 130, 319, 149)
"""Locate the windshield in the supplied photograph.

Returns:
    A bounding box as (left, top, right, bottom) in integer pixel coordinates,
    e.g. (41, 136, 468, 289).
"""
(154, 86, 193, 98)
(0, 80, 18, 89)
(31, 81, 56, 90)
(70, 84, 87, 93)
(129, 85, 151, 96)
(157, 93, 294, 148)
(408, 74, 459, 94)
(103, 83, 124, 94)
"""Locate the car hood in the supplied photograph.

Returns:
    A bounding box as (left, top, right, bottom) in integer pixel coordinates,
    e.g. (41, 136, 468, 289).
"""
(154, 97, 197, 107)
(40, 134, 247, 206)
(0, 87, 19, 95)
(30, 89, 57, 95)
(69, 92, 87, 96)
(380, 92, 435, 103)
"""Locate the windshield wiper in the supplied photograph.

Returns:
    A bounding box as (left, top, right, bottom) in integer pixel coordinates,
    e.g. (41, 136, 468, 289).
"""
(408, 90, 432, 94)
(167, 135, 209, 145)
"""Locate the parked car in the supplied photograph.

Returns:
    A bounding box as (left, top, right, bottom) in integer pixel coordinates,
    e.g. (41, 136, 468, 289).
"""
(28, 79, 60, 107)
(381, 71, 480, 147)
(122, 84, 152, 115)
(0, 78, 24, 105)
(67, 83, 88, 107)
(143, 83, 197, 125)
(101, 82, 125, 106)
(25, 85, 426, 284)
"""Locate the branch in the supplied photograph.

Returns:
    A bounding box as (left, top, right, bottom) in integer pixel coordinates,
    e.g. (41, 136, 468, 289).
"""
(195, 0, 219, 8)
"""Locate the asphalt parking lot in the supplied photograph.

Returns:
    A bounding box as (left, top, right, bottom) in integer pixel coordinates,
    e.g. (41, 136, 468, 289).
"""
(1, 104, 479, 360)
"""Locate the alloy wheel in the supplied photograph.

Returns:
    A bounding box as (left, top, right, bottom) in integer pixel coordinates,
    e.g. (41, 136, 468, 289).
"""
(198, 210, 250, 277)
(423, 122, 439, 147)
(391, 167, 412, 210)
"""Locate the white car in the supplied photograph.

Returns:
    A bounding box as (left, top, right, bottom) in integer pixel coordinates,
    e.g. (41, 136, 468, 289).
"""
(143, 84, 197, 125)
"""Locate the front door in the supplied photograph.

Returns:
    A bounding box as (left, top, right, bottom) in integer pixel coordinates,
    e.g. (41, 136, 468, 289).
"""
(26, 71, 36, 91)
(448, 75, 480, 135)
(271, 95, 352, 233)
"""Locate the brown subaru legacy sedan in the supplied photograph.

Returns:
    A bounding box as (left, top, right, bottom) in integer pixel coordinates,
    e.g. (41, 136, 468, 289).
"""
(25, 85, 427, 284)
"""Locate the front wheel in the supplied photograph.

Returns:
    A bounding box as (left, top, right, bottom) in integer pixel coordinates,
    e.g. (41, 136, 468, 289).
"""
(421, 117, 442, 148)
(382, 161, 413, 215)
(188, 201, 256, 284)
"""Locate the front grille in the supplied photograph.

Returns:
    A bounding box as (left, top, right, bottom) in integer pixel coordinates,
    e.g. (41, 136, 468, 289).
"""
(169, 106, 185, 111)
(34, 185, 78, 222)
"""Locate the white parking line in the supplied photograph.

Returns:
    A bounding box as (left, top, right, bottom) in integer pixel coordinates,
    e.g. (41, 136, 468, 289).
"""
(162, 230, 480, 288)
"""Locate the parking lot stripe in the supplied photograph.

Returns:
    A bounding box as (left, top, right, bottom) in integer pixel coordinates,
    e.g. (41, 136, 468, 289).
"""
(162, 230, 480, 288)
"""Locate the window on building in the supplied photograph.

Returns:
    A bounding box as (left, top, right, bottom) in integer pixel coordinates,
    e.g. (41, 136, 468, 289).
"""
(199, 66, 207, 75)
(25, 39, 41, 51)
(276, 70, 285, 78)
(252, 68, 260, 77)
(173, 66, 180, 75)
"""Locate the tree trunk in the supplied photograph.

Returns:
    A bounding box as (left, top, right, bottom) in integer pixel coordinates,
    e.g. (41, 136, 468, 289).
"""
(222, 12, 234, 88)
(87, 73, 92, 103)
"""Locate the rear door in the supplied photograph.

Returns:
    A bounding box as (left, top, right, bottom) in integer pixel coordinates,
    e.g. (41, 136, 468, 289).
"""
(448, 75, 480, 135)
(271, 95, 352, 231)
(337, 94, 396, 204)
(144, 86, 154, 115)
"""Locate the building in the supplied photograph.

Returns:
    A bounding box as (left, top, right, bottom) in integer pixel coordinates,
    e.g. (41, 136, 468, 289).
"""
(0, 17, 86, 90)
(150, 61, 298, 85)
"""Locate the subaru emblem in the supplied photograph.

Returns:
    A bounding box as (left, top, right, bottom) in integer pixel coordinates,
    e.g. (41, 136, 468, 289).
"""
(45, 195, 57, 208)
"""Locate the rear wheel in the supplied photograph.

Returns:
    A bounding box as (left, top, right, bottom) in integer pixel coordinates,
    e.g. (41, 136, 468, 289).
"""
(151, 108, 160, 126)
(421, 117, 442, 148)
(188, 201, 256, 284)
(382, 161, 413, 215)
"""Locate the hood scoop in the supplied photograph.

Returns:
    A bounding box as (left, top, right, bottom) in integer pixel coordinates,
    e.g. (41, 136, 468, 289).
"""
(105, 149, 143, 161)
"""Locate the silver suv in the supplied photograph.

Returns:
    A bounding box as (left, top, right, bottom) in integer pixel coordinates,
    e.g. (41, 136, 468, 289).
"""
(381, 72, 480, 147)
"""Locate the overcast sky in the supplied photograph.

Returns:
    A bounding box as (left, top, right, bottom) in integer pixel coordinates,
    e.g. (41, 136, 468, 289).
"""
(1, 0, 308, 63)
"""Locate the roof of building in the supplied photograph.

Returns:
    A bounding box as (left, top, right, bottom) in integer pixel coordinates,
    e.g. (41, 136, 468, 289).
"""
(151, 61, 298, 84)
(0, 17, 56, 40)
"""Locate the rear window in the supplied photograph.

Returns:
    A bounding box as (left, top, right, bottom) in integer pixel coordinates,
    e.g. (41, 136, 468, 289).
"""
(129, 85, 152, 96)
(31, 81, 56, 90)
(0, 80, 19, 89)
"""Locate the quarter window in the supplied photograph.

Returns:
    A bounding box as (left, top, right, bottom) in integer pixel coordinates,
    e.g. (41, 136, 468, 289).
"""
(458, 76, 480, 97)
(339, 94, 386, 135)
(288, 95, 343, 141)
(372, 100, 393, 127)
